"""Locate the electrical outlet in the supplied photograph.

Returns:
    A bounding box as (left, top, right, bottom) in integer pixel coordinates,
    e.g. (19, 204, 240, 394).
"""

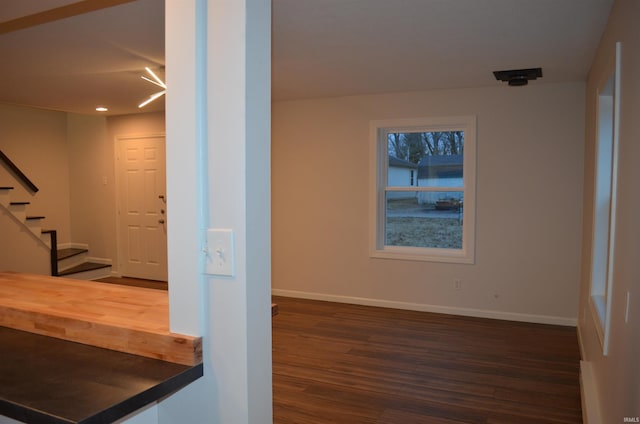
(454, 279, 462, 290)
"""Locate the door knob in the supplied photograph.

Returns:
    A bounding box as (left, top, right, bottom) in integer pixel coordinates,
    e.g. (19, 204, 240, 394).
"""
(159, 219, 165, 224)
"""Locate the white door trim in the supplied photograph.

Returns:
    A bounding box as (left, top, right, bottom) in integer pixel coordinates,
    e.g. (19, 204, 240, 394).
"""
(114, 133, 167, 281)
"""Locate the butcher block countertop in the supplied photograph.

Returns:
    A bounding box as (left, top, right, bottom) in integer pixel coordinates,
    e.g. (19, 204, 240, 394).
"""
(0, 272, 201, 366)
(0, 272, 203, 423)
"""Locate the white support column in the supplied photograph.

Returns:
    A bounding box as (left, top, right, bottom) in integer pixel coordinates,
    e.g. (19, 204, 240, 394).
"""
(206, 0, 272, 422)
(161, 0, 272, 423)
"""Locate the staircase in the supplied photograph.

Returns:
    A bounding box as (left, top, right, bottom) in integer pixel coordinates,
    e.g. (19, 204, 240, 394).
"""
(56, 247, 111, 280)
(0, 186, 49, 244)
(0, 186, 111, 280)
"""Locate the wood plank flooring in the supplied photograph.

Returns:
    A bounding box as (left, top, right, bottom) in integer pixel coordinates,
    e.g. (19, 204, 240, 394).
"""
(96, 277, 282, 315)
(272, 296, 582, 424)
(96, 276, 168, 290)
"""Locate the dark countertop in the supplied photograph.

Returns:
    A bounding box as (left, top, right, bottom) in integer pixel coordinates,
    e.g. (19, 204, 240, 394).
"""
(0, 326, 203, 424)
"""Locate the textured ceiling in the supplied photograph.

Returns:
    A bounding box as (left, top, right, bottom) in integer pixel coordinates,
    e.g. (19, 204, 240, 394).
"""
(0, 0, 614, 115)
(272, 0, 614, 100)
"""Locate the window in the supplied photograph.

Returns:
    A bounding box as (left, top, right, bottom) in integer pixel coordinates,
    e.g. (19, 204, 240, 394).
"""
(590, 42, 621, 355)
(369, 116, 476, 263)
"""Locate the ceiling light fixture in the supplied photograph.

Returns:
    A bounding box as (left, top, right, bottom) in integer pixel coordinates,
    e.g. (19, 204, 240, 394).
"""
(95, 106, 108, 112)
(138, 67, 166, 108)
(493, 68, 543, 86)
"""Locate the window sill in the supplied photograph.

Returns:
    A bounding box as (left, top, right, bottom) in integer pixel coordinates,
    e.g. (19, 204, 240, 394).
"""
(370, 247, 474, 264)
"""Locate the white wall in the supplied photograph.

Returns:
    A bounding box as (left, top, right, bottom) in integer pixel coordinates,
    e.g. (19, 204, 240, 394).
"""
(67, 114, 110, 254)
(272, 82, 585, 324)
(578, 0, 640, 421)
(0, 103, 71, 245)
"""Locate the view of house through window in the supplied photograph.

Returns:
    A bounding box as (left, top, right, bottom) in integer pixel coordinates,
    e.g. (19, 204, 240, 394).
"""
(370, 116, 476, 263)
(386, 132, 464, 249)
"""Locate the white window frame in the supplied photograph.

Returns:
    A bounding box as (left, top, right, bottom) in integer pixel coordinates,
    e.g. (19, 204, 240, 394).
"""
(369, 115, 476, 264)
(589, 42, 621, 355)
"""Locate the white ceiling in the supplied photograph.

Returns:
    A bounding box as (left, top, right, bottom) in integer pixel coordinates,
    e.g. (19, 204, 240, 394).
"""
(0, 0, 164, 116)
(0, 0, 613, 116)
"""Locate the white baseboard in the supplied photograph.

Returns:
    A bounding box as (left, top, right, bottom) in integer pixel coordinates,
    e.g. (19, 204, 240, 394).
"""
(580, 360, 601, 424)
(271, 289, 577, 326)
(577, 324, 587, 360)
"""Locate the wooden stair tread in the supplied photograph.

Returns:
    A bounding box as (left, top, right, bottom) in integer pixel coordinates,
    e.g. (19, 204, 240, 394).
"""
(57, 262, 110, 275)
(0, 272, 201, 365)
(57, 247, 88, 260)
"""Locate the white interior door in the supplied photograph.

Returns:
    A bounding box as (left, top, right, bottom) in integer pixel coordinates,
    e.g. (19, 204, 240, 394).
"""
(116, 135, 167, 281)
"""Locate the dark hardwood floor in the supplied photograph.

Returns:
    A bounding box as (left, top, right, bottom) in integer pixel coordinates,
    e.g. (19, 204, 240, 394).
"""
(272, 296, 582, 424)
(95, 276, 168, 290)
(87, 280, 581, 422)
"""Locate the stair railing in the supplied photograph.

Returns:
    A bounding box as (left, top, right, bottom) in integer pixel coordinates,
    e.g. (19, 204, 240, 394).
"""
(0, 150, 39, 193)
(43, 230, 59, 276)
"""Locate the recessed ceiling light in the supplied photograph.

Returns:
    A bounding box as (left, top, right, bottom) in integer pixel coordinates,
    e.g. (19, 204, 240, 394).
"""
(96, 106, 108, 112)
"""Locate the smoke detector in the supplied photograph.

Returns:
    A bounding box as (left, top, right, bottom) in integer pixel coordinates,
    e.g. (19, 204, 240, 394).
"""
(493, 68, 543, 86)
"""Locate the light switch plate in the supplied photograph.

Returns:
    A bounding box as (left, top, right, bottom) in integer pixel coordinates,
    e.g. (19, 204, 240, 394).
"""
(205, 228, 234, 277)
